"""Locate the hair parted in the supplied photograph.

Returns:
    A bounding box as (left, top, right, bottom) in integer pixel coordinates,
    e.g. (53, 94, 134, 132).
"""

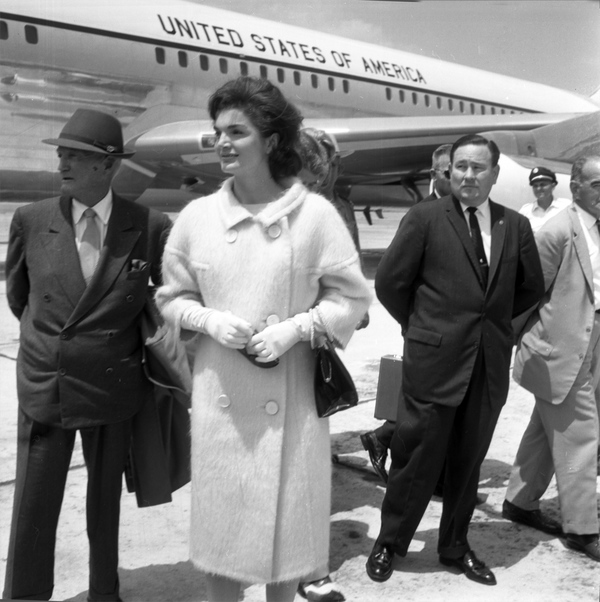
(450, 134, 500, 167)
(208, 76, 304, 180)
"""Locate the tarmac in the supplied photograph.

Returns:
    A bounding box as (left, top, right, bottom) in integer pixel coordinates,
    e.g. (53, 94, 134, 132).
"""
(0, 205, 599, 601)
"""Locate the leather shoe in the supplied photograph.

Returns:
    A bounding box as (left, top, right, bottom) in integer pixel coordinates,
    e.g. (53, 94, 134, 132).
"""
(366, 544, 394, 582)
(565, 533, 600, 562)
(360, 431, 388, 484)
(502, 499, 562, 535)
(440, 550, 496, 586)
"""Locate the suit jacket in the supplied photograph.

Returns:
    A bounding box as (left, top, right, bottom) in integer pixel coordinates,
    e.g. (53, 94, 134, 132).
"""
(513, 203, 596, 404)
(5, 193, 172, 428)
(375, 195, 544, 407)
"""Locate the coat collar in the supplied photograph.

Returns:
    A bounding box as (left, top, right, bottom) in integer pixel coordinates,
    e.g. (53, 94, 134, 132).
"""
(41, 194, 141, 326)
(217, 178, 308, 229)
(568, 203, 595, 294)
(444, 196, 506, 292)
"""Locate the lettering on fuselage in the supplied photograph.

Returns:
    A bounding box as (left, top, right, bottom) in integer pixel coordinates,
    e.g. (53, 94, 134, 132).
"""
(157, 13, 428, 86)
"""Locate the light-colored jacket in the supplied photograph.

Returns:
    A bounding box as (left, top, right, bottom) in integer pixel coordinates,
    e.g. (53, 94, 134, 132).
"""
(514, 203, 596, 404)
(156, 179, 371, 583)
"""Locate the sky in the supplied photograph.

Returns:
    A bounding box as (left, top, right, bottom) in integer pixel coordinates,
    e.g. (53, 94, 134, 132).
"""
(200, 0, 600, 98)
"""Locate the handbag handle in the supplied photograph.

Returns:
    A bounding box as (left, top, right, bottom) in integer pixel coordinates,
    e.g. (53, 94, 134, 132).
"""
(320, 351, 333, 384)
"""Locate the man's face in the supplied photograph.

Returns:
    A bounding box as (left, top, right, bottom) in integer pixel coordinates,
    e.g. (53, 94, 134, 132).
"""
(430, 154, 451, 197)
(450, 144, 499, 207)
(571, 158, 600, 219)
(57, 147, 110, 205)
(531, 178, 556, 205)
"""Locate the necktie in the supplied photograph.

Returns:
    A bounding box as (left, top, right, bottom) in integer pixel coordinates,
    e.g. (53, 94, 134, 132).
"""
(467, 206, 488, 287)
(79, 208, 100, 284)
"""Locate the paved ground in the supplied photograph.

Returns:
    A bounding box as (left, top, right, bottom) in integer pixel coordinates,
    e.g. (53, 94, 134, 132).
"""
(0, 205, 599, 601)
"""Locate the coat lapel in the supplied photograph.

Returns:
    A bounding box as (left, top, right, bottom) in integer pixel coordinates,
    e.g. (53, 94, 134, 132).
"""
(66, 195, 141, 327)
(446, 197, 486, 289)
(487, 200, 507, 291)
(40, 196, 87, 309)
(569, 205, 595, 295)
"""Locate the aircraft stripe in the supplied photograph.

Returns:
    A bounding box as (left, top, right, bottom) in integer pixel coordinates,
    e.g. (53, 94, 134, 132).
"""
(0, 11, 536, 114)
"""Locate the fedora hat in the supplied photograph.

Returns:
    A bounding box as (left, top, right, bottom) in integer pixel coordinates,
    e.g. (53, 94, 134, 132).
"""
(43, 108, 134, 157)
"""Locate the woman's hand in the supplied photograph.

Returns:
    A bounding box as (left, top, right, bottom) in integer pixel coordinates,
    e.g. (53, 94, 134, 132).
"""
(204, 310, 254, 349)
(246, 321, 301, 363)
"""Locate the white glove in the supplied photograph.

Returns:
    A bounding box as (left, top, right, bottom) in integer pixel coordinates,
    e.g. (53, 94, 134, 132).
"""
(246, 320, 302, 363)
(204, 310, 254, 349)
(181, 306, 253, 349)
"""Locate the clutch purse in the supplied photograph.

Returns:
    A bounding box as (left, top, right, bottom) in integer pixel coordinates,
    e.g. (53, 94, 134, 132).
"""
(314, 338, 358, 418)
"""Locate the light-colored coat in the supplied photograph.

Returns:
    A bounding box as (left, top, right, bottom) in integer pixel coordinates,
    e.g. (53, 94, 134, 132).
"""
(514, 203, 596, 403)
(156, 180, 371, 583)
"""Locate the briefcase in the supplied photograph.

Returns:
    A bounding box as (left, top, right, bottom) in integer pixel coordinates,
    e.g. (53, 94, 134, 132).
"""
(374, 354, 403, 422)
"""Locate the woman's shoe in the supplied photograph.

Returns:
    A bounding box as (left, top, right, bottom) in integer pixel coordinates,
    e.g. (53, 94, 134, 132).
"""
(297, 575, 345, 602)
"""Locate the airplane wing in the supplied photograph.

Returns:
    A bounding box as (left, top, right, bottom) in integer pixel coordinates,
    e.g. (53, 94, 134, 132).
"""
(118, 110, 597, 210)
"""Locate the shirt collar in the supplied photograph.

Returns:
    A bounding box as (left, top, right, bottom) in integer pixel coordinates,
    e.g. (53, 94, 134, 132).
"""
(573, 201, 598, 232)
(72, 190, 113, 225)
(459, 198, 490, 219)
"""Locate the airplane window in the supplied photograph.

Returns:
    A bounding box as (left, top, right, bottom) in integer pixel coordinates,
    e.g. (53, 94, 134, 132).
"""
(343, 80, 349, 93)
(25, 25, 38, 44)
(277, 68, 285, 83)
(200, 55, 209, 71)
(294, 71, 301, 85)
(328, 77, 335, 91)
(470, 103, 475, 114)
(459, 101, 464, 113)
(491, 107, 496, 115)
(481, 105, 485, 114)
(436, 97, 442, 109)
(501, 108, 505, 114)
(448, 98, 453, 111)
(424, 94, 430, 107)
(178, 51, 188, 68)
(240, 62, 249, 76)
(260, 65, 268, 79)
(0, 21, 8, 40)
(311, 74, 318, 89)
(399, 90, 405, 103)
(412, 92, 418, 105)
(155, 48, 166, 65)
(220, 58, 228, 74)
(386, 88, 392, 101)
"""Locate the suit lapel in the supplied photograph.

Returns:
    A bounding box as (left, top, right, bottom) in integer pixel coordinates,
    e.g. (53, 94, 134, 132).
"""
(488, 200, 506, 291)
(569, 206, 595, 295)
(446, 197, 486, 289)
(40, 196, 87, 308)
(66, 195, 141, 327)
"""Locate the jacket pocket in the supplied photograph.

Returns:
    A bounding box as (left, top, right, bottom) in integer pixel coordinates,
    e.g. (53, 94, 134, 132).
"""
(406, 326, 442, 347)
(520, 332, 553, 358)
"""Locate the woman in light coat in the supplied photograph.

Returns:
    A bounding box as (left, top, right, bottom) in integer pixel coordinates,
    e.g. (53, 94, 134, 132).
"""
(156, 76, 371, 602)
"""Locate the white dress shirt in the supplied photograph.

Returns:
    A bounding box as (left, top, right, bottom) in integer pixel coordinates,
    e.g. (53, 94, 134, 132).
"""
(72, 191, 113, 251)
(460, 199, 491, 263)
(519, 197, 570, 232)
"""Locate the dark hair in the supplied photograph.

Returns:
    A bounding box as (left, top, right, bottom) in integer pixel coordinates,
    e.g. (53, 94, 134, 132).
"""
(208, 77, 303, 180)
(450, 134, 500, 167)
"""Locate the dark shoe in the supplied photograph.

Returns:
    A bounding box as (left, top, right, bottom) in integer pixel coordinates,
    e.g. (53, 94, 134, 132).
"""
(366, 544, 394, 582)
(297, 575, 345, 601)
(360, 431, 388, 484)
(439, 550, 496, 586)
(502, 499, 562, 535)
(565, 534, 600, 562)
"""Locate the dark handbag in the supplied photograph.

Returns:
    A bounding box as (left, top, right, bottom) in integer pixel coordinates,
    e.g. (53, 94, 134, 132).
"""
(314, 338, 358, 418)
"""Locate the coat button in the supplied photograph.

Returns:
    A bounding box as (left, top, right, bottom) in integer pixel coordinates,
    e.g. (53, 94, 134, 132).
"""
(106, 367, 114, 375)
(58, 368, 66, 376)
(268, 224, 281, 239)
(126, 295, 134, 302)
(218, 394, 231, 408)
(265, 400, 279, 415)
(266, 314, 280, 326)
(60, 333, 68, 340)
(43, 294, 51, 302)
(225, 229, 238, 243)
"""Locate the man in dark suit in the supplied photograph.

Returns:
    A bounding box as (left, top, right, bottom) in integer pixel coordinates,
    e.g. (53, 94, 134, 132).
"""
(360, 143, 452, 483)
(366, 134, 544, 586)
(3, 109, 172, 601)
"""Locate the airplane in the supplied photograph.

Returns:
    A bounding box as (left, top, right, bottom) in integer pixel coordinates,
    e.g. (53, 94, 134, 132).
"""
(1, 0, 599, 214)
